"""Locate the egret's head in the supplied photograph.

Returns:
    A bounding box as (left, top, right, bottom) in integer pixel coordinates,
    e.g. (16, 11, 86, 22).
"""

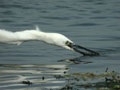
(63, 40, 75, 51)
(64, 40, 100, 56)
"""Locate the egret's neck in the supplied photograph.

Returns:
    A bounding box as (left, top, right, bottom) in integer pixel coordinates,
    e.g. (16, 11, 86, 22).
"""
(33, 31, 47, 41)
(15, 30, 46, 41)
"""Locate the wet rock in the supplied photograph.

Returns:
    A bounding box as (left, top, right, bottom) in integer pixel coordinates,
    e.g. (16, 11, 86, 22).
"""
(22, 80, 32, 85)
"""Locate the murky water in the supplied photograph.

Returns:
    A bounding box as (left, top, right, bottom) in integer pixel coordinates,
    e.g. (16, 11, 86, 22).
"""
(0, 0, 120, 90)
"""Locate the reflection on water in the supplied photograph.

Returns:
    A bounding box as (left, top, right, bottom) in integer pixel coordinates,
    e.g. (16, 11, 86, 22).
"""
(0, 57, 93, 90)
(58, 56, 92, 64)
(0, 64, 68, 90)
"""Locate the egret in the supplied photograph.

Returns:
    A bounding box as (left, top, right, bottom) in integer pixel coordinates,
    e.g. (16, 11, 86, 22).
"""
(0, 26, 99, 56)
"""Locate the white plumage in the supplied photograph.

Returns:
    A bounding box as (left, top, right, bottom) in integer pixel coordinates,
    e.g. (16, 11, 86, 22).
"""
(0, 26, 74, 51)
(0, 26, 99, 56)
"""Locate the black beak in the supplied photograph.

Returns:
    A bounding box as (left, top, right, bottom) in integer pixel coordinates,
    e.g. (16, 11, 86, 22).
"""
(72, 44, 99, 56)
(67, 42, 100, 56)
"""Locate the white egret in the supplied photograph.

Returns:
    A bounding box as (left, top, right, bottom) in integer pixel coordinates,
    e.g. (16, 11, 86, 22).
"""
(0, 26, 99, 56)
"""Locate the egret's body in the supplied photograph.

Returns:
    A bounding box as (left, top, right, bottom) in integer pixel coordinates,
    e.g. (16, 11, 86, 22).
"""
(0, 27, 73, 50)
(0, 27, 99, 56)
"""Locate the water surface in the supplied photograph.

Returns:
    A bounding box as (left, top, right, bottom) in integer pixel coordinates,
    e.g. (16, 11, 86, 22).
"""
(0, 0, 120, 90)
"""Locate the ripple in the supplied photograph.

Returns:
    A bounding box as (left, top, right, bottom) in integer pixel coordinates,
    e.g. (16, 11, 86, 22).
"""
(41, 16, 70, 20)
(81, 0, 95, 2)
(0, 4, 32, 9)
(112, 10, 120, 14)
(90, 16, 108, 19)
(55, 5, 71, 9)
(11, 23, 31, 27)
(58, 57, 92, 64)
(0, 54, 40, 57)
(35, 22, 52, 25)
(0, 64, 68, 89)
(69, 22, 99, 26)
(0, 19, 13, 23)
(110, 16, 120, 19)
(91, 10, 103, 14)
(2, 10, 15, 15)
(94, 36, 120, 41)
(95, 2, 106, 5)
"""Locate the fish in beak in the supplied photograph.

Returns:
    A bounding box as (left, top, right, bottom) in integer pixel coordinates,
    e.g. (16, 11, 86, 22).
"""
(65, 41, 100, 56)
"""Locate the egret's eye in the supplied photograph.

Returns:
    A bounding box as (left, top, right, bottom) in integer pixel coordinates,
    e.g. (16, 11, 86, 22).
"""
(65, 41, 72, 47)
(65, 41, 69, 45)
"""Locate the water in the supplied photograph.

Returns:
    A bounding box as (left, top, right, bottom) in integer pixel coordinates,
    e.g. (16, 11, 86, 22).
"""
(0, 0, 120, 90)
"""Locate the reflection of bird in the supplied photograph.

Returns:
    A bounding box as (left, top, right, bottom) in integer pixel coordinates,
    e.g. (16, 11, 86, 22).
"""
(0, 26, 99, 56)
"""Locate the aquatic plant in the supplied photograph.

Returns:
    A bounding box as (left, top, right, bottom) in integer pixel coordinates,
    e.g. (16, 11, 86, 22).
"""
(58, 68, 120, 90)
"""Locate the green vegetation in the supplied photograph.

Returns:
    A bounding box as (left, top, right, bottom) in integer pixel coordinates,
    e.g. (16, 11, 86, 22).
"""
(55, 68, 120, 90)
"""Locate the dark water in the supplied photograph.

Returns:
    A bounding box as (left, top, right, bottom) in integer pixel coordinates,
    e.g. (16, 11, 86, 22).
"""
(0, 0, 120, 90)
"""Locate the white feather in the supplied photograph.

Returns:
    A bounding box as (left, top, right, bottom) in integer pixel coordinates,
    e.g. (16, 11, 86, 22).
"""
(0, 27, 74, 51)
